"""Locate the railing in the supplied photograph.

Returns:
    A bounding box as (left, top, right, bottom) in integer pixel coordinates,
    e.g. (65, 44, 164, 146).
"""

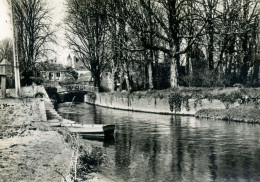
(61, 84, 97, 93)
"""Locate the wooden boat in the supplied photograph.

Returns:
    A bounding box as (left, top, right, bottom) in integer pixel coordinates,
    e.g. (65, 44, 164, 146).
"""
(61, 119, 76, 124)
(49, 122, 61, 127)
(67, 124, 115, 137)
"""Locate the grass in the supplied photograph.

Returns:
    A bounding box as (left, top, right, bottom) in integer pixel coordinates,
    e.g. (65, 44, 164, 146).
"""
(101, 87, 260, 124)
(105, 87, 260, 102)
(195, 104, 260, 123)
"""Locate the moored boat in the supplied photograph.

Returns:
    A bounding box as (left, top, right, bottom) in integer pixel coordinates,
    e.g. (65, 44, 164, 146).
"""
(67, 124, 115, 137)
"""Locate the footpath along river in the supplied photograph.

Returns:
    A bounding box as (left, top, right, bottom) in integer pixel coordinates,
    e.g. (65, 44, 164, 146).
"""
(58, 102, 260, 182)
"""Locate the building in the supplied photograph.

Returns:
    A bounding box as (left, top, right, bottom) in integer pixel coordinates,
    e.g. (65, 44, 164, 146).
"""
(67, 54, 90, 76)
(40, 70, 67, 82)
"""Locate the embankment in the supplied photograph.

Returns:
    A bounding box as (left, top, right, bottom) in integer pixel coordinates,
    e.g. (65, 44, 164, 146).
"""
(0, 85, 107, 181)
(84, 87, 260, 123)
(0, 97, 73, 181)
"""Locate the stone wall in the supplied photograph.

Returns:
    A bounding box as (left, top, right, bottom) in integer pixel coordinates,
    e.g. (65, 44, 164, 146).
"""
(84, 92, 240, 115)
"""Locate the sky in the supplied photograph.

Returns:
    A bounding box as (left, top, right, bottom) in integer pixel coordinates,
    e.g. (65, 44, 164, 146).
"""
(0, 0, 12, 40)
(0, 0, 70, 65)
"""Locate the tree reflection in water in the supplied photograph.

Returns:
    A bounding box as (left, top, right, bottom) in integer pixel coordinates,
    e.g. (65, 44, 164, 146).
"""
(58, 102, 260, 182)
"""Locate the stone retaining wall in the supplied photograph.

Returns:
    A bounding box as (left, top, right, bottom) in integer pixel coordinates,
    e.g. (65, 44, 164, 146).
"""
(84, 93, 240, 115)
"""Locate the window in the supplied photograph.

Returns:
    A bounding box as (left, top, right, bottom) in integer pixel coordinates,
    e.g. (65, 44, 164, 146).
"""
(56, 72, 60, 77)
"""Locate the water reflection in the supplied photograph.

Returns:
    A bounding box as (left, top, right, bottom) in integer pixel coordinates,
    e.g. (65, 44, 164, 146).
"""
(58, 102, 260, 182)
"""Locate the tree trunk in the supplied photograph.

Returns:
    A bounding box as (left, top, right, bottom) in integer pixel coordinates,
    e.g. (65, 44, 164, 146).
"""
(252, 60, 259, 86)
(188, 57, 193, 76)
(94, 73, 101, 91)
(125, 75, 130, 92)
(148, 61, 153, 89)
(119, 69, 124, 91)
(110, 68, 116, 92)
(170, 56, 178, 88)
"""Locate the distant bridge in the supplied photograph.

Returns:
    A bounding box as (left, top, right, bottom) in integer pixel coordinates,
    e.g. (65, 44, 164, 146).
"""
(58, 84, 98, 93)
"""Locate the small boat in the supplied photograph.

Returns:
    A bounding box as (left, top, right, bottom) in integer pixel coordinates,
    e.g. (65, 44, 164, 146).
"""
(67, 124, 115, 137)
(61, 119, 76, 125)
(49, 122, 61, 127)
(61, 123, 94, 127)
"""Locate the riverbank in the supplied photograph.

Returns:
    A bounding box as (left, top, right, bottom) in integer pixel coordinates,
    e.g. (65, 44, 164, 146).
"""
(0, 98, 73, 181)
(0, 86, 111, 182)
(195, 104, 260, 124)
(84, 87, 260, 123)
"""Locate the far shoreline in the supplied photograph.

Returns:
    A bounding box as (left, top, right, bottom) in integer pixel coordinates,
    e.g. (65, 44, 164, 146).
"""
(82, 87, 260, 124)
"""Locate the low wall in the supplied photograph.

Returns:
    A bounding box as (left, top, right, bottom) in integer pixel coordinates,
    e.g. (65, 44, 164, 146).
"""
(6, 85, 49, 99)
(84, 93, 240, 115)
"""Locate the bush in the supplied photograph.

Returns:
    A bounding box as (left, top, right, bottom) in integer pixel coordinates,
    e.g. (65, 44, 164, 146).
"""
(6, 76, 15, 89)
(180, 69, 234, 87)
(75, 145, 106, 176)
(21, 77, 44, 86)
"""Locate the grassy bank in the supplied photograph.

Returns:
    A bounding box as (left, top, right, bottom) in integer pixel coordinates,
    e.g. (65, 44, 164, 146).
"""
(103, 87, 260, 123)
(114, 87, 260, 100)
(195, 104, 260, 124)
(0, 98, 73, 181)
(0, 97, 107, 181)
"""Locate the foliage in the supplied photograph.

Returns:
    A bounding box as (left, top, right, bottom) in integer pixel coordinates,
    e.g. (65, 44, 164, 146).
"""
(63, 0, 259, 90)
(6, 76, 15, 89)
(168, 93, 182, 112)
(65, 66, 78, 80)
(75, 145, 106, 176)
(36, 61, 64, 72)
(180, 69, 235, 87)
(21, 77, 44, 87)
(45, 87, 60, 104)
(195, 104, 260, 123)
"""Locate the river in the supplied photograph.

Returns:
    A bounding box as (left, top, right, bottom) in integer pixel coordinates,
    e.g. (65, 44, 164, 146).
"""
(58, 102, 260, 182)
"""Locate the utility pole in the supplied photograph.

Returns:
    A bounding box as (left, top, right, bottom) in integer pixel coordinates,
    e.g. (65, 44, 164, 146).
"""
(10, 0, 21, 97)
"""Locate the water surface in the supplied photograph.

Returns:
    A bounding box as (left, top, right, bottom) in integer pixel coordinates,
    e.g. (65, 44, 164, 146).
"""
(58, 102, 260, 182)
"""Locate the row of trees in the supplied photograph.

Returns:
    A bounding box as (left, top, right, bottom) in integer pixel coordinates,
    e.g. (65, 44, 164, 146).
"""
(65, 0, 260, 91)
(3, 0, 259, 90)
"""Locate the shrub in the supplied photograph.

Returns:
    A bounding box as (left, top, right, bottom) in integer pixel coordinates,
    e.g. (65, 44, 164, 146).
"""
(76, 145, 106, 176)
(180, 69, 234, 87)
(168, 93, 182, 112)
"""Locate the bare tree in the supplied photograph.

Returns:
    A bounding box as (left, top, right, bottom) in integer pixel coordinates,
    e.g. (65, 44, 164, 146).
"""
(10, 0, 56, 84)
(123, 0, 206, 88)
(65, 0, 110, 90)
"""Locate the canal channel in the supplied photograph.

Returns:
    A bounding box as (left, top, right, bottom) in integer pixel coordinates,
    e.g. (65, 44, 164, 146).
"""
(58, 102, 260, 182)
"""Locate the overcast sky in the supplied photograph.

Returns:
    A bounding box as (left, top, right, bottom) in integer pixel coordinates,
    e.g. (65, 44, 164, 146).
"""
(0, 0, 12, 40)
(0, 0, 70, 64)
